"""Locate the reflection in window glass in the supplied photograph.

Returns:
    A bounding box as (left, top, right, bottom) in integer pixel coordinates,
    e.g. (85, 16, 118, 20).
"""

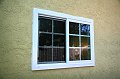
(54, 20, 65, 34)
(81, 37, 90, 47)
(81, 24, 90, 35)
(69, 22, 79, 34)
(81, 48, 91, 60)
(69, 48, 80, 61)
(53, 48, 65, 62)
(38, 48, 52, 62)
(69, 36, 79, 47)
(38, 17, 66, 63)
(39, 33, 52, 46)
(39, 17, 52, 32)
(53, 35, 65, 46)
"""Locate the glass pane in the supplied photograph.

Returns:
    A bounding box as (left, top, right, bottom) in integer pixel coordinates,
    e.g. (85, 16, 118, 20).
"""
(69, 48, 80, 61)
(53, 35, 65, 46)
(81, 37, 90, 47)
(38, 48, 52, 62)
(53, 48, 65, 62)
(69, 22, 79, 34)
(39, 17, 52, 32)
(81, 24, 90, 35)
(69, 36, 79, 47)
(81, 48, 91, 60)
(54, 20, 65, 34)
(39, 33, 52, 46)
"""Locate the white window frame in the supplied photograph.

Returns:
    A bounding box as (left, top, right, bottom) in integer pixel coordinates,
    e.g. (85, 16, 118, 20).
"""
(32, 8, 95, 70)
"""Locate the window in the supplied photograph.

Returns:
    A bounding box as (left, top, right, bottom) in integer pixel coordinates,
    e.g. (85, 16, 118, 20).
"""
(32, 8, 95, 70)
(38, 16, 66, 63)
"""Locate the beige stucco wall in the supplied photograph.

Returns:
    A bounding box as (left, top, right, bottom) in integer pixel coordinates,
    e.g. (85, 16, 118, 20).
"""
(0, 0, 120, 79)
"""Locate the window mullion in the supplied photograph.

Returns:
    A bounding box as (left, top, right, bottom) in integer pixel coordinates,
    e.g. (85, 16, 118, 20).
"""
(66, 19, 69, 63)
(79, 23, 81, 60)
(52, 20, 54, 62)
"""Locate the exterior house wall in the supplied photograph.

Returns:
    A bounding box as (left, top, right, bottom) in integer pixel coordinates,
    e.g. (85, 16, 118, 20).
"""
(0, 0, 120, 79)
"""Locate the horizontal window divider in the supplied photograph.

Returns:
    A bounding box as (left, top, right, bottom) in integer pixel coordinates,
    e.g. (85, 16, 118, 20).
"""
(39, 46, 65, 48)
(69, 47, 81, 48)
(39, 31, 65, 35)
(69, 34, 90, 37)
(69, 46, 91, 48)
(53, 33, 65, 35)
(81, 46, 91, 49)
(80, 35, 90, 37)
(39, 31, 52, 34)
(69, 34, 80, 36)
(53, 46, 65, 48)
(39, 46, 52, 48)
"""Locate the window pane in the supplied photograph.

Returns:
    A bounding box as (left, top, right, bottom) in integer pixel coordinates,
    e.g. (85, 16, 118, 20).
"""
(39, 17, 52, 32)
(39, 33, 52, 46)
(81, 48, 91, 60)
(53, 48, 65, 62)
(69, 36, 79, 47)
(81, 37, 90, 47)
(38, 48, 52, 62)
(69, 22, 79, 34)
(54, 20, 65, 34)
(69, 48, 80, 61)
(81, 24, 90, 35)
(53, 35, 65, 47)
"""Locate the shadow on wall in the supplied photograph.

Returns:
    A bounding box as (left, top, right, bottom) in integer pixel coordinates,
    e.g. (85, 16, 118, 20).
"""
(118, 0, 120, 3)
(0, 0, 4, 4)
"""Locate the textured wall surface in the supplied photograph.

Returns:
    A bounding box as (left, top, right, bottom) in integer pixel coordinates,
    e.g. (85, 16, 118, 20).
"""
(0, 0, 120, 79)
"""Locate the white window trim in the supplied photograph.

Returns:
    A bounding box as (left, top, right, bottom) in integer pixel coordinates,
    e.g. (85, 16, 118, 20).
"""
(32, 8, 95, 70)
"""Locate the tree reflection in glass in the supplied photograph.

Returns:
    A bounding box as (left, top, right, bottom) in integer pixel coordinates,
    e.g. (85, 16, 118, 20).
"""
(39, 17, 52, 32)
(69, 22, 79, 34)
(54, 20, 65, 34)
(81, 24, 90, 36)
(38, 17, 66, 63)
(53, 35, 65, 46)
(69, 48, 80, 61)
(81, 48, 91, 60)
(53, 48, 65, 62)
(38, 48, 52, 62)
(81, 37, 90, 47)
(69, 36, 79, 47)
(39, 33, 52, 46)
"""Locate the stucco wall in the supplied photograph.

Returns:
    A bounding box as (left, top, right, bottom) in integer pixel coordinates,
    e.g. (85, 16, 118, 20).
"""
(0, 0, 120, 79)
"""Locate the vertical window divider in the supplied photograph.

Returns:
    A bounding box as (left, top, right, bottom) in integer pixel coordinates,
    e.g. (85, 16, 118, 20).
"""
(66, 19, 69, 63)
(52, 20, 54, 62)
(37, 17, 40, 63)
(79, 23, 82, 60)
